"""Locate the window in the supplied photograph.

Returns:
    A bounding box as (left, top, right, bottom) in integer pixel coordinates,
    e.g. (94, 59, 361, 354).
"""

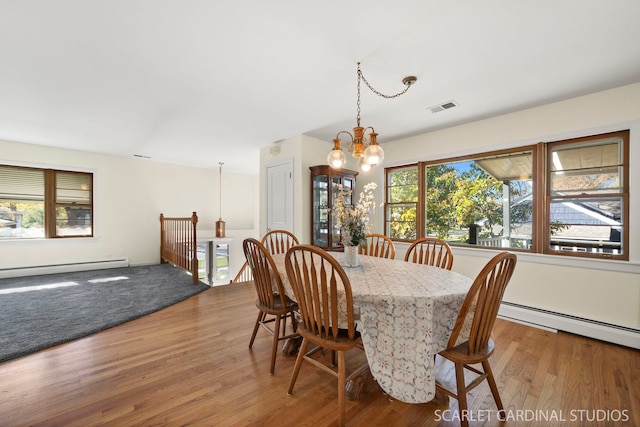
(546, 133, 627, 258)
(0, 165, 93, 239)
(384, 130, 629, 260)
(386, 166, 419, 240)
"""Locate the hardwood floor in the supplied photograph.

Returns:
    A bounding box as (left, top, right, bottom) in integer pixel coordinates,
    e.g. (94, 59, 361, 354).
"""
(0, 282, 638, 426)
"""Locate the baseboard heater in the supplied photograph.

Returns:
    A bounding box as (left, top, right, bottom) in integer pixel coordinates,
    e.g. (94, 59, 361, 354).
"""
(0, 259, 130, 279)
(498, 301, 639, 350)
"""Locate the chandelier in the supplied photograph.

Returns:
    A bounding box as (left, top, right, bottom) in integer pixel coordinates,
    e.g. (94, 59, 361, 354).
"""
(327, 62, 417, 171)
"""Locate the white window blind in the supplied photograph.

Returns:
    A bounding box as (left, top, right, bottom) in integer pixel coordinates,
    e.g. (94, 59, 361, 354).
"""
(0, 166, 45, 202)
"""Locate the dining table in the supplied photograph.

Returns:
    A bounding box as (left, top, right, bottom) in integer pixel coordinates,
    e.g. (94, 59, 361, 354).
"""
(271, 251, 474, 404)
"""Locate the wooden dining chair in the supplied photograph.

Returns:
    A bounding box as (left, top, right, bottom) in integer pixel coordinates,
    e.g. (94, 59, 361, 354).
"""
(359, 233, 395, 259)
(242, 238, 299, 375)
(285, 245, 369, 427)
(261, 229, 300, 255)
(435, 252, 517, 427)
(233, 230, 299, 284)
(404, 237, 454, 270)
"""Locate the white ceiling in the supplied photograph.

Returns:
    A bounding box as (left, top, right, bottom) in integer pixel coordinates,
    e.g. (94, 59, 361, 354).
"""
(1, 1, 639, 175)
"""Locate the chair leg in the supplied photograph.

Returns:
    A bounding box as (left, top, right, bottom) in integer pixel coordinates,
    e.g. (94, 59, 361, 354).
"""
(482, 360, 504, 411)
(454, 363, 469, 427)
(288, 338, 309, 395)
(280, 314, 287, 337)
(249, 311, 263, 348)
(337, 350, 347, 427)
(269, 315, 281, 375)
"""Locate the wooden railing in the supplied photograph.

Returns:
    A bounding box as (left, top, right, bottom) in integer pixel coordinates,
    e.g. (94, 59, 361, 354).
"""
(477, 236, 506, 247)
(160, 212, 199, 284)
(232, 261, 253, 283)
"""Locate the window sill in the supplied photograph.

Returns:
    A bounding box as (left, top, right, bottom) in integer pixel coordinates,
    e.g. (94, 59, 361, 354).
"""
(452, 245, 640, 274)
(392, 241, 640, 274)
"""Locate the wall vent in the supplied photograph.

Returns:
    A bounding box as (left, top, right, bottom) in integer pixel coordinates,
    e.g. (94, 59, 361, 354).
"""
(428, 100, 458, 114)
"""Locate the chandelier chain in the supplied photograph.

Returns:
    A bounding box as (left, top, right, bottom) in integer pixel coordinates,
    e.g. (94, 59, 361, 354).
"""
(357, 67, 413, 100)
(328, 63, 416, 170)
(355, 63, 414, 127)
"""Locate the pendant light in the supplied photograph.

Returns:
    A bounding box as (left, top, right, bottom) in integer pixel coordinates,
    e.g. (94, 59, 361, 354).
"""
(327, 62, 417, 171)
(215, 162, 225, 238)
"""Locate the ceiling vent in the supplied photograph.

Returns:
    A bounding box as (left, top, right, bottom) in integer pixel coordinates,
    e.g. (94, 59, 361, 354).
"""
(428, 100, 458, 114)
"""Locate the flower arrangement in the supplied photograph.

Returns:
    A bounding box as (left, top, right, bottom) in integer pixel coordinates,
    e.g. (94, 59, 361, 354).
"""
(332, 182, 377, 247)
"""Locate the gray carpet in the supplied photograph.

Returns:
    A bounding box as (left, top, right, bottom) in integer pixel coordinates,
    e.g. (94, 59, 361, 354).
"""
(0, 263, 209, 363)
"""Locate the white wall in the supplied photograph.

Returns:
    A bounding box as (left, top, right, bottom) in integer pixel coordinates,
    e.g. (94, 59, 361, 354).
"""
(0, 140, 258, 279)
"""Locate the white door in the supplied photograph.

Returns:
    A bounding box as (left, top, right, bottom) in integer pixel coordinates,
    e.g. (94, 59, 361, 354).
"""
(266, 160, 294, 233)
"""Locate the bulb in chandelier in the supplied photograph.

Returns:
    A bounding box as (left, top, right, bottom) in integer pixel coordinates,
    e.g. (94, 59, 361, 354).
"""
(327, 63, 415, 170)
(327, 139, 347, 169)
(363, 143, 384, 165)
(359, 156, 372, 172)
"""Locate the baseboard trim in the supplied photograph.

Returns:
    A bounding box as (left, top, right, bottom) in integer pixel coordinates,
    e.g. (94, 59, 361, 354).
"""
(498, 301, 640, 350)
(0, 259, 130, 279)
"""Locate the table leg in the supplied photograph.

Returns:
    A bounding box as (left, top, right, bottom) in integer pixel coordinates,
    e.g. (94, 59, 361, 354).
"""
(280, 335, 377, 402)
(282, 336, 303, 356)
(432, 384, 449, 406)
(346, 367, 378, 401)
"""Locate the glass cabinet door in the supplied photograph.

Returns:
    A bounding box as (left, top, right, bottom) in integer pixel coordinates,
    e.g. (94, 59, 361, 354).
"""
(332, 175, 355, 247)
(312, 174, 329, 247)
(310, 165, 358, 250)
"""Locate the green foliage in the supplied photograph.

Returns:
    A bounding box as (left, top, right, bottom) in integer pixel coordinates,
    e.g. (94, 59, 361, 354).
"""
(388, 168, 419, 202)
(451, 163, 503, 236)
(389, 162, 534, 242)
(23, 204, 44, 228)
(550, 220, 570, 236)
(0, 202, 44, 228)
(387, 169, 419, 240)
(509, 180, 533, 234)
(425, 164, 458, 239)
(423, 163, 504, 239)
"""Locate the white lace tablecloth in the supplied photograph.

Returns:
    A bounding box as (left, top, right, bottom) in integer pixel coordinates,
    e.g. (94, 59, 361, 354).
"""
(273, 252, 473, 404)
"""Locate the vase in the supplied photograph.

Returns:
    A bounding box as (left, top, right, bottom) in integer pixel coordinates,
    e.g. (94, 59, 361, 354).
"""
(343, 244, 360, 267)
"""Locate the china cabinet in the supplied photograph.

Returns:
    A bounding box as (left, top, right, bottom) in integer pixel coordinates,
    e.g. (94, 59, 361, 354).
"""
(309, 165, 358, 250)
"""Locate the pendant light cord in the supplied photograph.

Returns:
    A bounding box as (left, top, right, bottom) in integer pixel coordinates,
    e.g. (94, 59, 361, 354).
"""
(218, 162, 223, 220)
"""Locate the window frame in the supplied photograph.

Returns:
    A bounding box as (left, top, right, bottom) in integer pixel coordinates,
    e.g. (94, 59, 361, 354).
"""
(543, 131, 628, 260)
(0, 164, 94, 239)
(384, 130, 629, 261)
(384, 164, 420, 241)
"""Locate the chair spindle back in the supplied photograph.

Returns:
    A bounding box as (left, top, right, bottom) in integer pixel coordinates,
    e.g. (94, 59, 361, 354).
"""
(448, 251, 517, 353)
(261, 229, 300, 255)
(243, 238, 288, 309)
(285, 245, 357, 341)
(404, 237, 454, 270)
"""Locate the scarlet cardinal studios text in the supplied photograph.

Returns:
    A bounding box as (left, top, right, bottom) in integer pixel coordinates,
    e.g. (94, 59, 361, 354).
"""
(434, 409, 630, 423)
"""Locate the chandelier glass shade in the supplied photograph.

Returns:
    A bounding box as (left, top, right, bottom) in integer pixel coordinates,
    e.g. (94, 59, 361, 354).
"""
(327, 63, 416, 171)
